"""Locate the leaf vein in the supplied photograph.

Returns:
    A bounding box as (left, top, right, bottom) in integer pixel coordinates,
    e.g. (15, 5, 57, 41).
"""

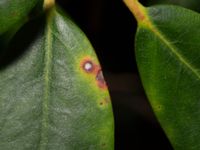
(149, 25, 200, 80)
(39, 15, 53, 150)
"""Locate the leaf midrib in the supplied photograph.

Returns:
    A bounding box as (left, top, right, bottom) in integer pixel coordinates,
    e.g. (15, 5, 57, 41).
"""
(39, 12, 53, 150)
(145, 18, 200, 80)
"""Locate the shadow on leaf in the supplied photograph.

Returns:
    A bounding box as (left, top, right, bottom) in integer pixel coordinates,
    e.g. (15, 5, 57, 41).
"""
(0, 16, 45, 71)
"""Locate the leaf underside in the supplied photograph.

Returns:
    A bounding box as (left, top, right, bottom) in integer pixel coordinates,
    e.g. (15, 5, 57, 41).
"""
(0, 7, 114, 150)
(136, 5, 200, 150)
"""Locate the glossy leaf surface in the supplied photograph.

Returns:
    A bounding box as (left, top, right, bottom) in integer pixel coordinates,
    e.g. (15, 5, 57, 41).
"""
(0, 7, 114, 149)
(124, 0, 200, 149)
(0, 0, 39, 34)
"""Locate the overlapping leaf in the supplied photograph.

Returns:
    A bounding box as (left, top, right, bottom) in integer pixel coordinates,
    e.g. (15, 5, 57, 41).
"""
(0, 0, 40, 34)
(124, 0, 200, 149)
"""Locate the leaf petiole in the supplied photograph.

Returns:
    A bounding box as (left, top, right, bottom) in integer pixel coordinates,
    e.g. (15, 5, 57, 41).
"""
(123, 0, 151, 27)
(44, 0, 55, 10)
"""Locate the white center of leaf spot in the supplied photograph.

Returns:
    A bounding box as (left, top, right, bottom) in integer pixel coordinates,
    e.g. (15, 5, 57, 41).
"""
(84, 62, 93, 71)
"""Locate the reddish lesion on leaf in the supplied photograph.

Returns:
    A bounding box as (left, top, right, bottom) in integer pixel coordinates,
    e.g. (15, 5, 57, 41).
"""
(80, 56, 108, 90)
(80, 57, 98, 74)
(96, 70, 107, 90)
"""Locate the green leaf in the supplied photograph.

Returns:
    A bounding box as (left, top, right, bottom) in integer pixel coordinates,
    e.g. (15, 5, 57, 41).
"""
(0, 0, 40, 34)
(147, 0, 200, 12)
(0, 7, 114, 149)
(124, 0, 200, 149)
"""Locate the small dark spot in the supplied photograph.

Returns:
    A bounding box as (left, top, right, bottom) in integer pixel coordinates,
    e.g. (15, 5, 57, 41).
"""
(100, 102, 104, 105)
(99, 98, 110, 106)
(157, 105, 162, 111)
(101, 143, 106, 147)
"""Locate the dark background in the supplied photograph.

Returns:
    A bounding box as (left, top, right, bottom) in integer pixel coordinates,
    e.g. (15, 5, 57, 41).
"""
(55, 0, 200, 149)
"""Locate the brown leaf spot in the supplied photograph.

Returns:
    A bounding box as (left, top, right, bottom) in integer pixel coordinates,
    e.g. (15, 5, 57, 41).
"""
(80, 57, 96, 73)
(96, 70, 107, 89)
(80, 57, 107, 89)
